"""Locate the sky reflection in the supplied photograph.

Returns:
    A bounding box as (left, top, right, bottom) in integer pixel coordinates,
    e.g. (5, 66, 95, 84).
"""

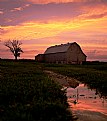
(67, 84, 107, 115)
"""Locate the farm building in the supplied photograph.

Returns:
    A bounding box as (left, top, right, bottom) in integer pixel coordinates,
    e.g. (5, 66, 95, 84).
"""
(35, 42, 87, 64)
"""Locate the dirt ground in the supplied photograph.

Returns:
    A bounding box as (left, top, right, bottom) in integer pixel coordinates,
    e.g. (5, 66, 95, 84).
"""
(45, 70, 107, 121)
(44, 70, 79, 88)
(73, 110, 107, 121)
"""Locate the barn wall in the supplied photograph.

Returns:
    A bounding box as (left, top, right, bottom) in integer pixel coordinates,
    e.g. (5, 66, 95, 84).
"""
(35, 54, 45, 62)
(67, 43, 86, 64)
(78, 53, 86, 63)
(44, 52, 66, 63)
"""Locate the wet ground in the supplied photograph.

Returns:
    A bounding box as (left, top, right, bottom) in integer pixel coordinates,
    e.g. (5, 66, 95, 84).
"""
(67, 84, 107, 121)
(45, 70, 107, 121)
(72, 110, 107, 121)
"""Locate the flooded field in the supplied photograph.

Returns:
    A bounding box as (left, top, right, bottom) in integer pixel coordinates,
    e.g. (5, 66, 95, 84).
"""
(67, 84, 107, 121)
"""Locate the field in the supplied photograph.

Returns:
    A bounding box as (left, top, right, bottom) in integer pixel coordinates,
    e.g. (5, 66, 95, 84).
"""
(43, 62, 107, 97)
(0, 60, 73, 121)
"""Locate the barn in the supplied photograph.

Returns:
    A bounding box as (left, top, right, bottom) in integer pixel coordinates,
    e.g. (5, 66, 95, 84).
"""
(35, 42, 87, 64)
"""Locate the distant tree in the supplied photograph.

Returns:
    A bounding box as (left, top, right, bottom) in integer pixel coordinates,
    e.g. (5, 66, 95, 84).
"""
(4, 40, 23, 60)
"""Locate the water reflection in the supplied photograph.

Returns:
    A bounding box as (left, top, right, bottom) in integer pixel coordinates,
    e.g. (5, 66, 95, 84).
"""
(67, 84, 107, 115)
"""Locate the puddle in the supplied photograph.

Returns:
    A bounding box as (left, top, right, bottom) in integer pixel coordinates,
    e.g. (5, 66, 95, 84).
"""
(67, 84, 107, 116)
(45, 70, 107, 120)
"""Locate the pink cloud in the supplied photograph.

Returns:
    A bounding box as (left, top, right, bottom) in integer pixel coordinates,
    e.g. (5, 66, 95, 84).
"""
(0, 11, 3, 14)
(27, 0, 101, 4)
(14, 7, 22, 11)
(25, 4, 30, 7)
(11, 4, 30, 12)
(86, 12, 107, 19)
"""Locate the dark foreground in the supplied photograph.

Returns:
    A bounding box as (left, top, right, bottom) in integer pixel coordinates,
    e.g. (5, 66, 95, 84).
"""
(0, 60, 73, 121)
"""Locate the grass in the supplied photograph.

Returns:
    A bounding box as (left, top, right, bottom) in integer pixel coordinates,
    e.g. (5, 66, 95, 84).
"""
(0, 60, 73, 121)
(43, 63, 107, 97)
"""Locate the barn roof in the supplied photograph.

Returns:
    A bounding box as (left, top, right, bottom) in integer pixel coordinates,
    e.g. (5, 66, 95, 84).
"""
(44, 42, 75, 54)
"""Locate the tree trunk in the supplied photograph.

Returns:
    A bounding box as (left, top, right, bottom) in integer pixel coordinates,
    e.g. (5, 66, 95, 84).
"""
(15, 55, 17, 60)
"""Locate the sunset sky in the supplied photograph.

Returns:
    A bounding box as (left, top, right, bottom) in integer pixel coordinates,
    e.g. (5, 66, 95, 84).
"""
(0, 0, 107, 61)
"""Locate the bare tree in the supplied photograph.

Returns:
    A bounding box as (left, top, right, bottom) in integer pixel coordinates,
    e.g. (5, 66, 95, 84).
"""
(4, 40, 23, 60)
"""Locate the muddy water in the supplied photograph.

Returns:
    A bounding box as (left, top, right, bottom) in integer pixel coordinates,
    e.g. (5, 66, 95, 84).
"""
(67, 84, 107, 121)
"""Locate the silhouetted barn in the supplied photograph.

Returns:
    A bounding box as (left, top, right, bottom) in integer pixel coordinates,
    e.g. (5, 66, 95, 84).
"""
(35, 54, 45, 62)
(35, 42, 87, 64)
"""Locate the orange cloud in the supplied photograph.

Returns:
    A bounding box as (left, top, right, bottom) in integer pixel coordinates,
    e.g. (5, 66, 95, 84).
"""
(1, 11, 107, 41)
(0, 20, 78, 40)
(27, 0, 101, 4)
(80, 3, 107, 19)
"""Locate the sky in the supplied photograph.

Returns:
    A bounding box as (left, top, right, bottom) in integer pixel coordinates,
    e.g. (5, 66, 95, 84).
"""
(0, 0, 107, 61)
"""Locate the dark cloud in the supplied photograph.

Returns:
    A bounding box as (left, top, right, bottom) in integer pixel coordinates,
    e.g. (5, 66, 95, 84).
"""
(90, 54, 107, 62)
(86, 49, 107, 61)
(0, 0, 31, 26)
(1, 0, 107, 26)
(87, 50, 99, 57)
(0, 0, 29, 10)
(86, 12, 107, 19)
(96, 55, 107, 59)
(24, 49, 39, 53)
(0, 1, 83, 26)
